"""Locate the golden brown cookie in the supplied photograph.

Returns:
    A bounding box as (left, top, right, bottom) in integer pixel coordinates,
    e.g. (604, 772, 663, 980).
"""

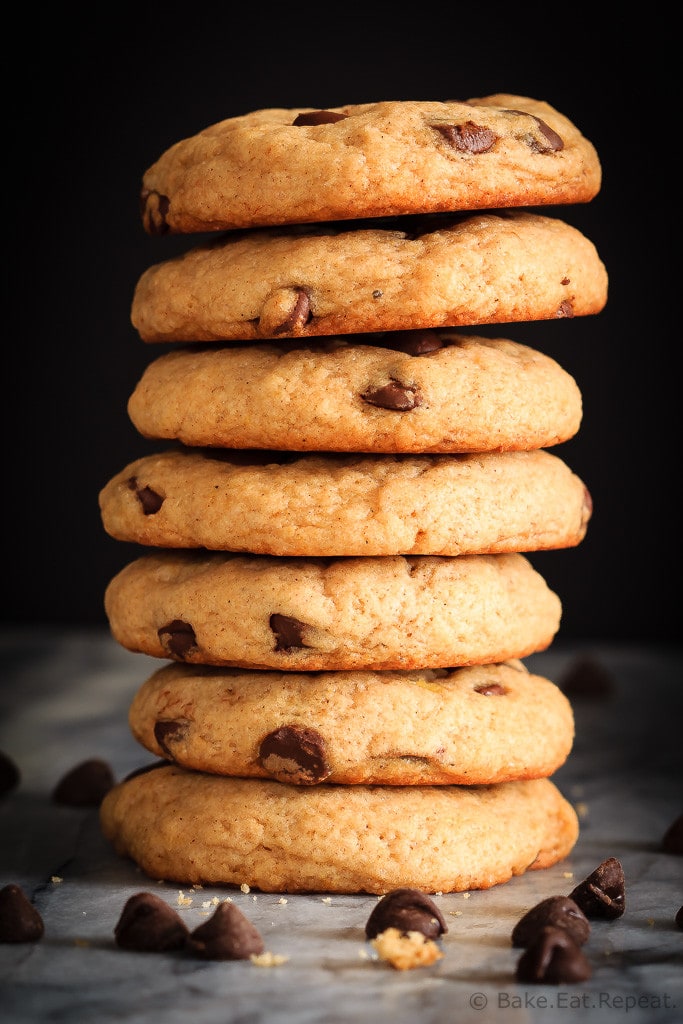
(126, 332, 583, 453)
(100, 765, 579, 893)
(128, 660, 575, 785)
(130, 211, 608, 344)
(103, 551, 562, 670)
(99, 448, 591, 557)
(139, 96, 601, 234)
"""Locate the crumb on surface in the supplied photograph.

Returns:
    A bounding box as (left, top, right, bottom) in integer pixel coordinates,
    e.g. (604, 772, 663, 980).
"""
(240, 883, 251, 894)
(321, 897, 332, 904)
(250, 951, 289, 967)
(177, 891, 193, 906)
(371, 928, 444, 971)
(278, 898, 288, 905)
(51, 876, 63, 884)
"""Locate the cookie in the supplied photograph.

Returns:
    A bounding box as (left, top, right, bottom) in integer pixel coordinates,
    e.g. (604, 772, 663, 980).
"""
(126, 332, 583, 453)
(103, 551, 562, 670)
(99, 765, 579, 893)
(130, 211, 608, 344)
(128, 660, 575, 785)
(99, 448, 592, 557)
(139, 96, 601, 235)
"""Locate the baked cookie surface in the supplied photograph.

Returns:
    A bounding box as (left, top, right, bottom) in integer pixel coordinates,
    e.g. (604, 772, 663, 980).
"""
(139, 95, 601, 234)
(103, 551, 562, 670)
(100, 766, 579, 893)
(99, 448, 592, 557)
(127, 332, 583, 453)
(128, 660, 575, 785)
(130, 211, 608, 343)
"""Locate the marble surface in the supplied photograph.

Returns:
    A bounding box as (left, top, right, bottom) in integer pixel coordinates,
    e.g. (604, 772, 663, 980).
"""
(0, 628, 681, 1023)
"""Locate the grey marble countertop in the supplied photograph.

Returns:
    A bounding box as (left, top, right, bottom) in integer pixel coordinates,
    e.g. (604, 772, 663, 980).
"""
(1, 629, 681, 1024)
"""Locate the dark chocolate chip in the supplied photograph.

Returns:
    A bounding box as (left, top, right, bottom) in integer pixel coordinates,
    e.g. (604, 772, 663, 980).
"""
(114, 891, 189, 952)
(380, 330, 444, 355)
(516, 926, 591, 984)
(365, 887, 447, 940)
(556, 300, 574, 318)
(270, 614, 309, 651)
(559, 656, 615, 699)
(259, 725, 330, 784)
(158, 620, 198, 659)
(270, 288, 311, 335)
(187, 902, 264, 960)
(529, 115, 564, 152)
(474, 682, 507, 696)
(512, 896, 591, 948)
(154, 720, 190, 758)
(127, 477, 164, 515)
(361, 379, 422, 411)
(52, 758, 115, 806)
(676, 906, 683, 929)
(0, 750, 20, 796)
(434, 121, 498, 153)
(293, 110, 347, 126)
(141, 189, 170, 235)
(569, 858, 626, 919)
(0, 884, 44, 943)
(662, 815, 683, 854)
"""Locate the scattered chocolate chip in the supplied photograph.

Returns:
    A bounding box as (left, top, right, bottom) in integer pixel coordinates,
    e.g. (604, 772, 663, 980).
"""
(259, 725, 330, 784)
(361, 379, 423, 411)
(0, 884, 44, 943)
(140, 189, 170, 235)
(52, 758, 115, 806)
(187, 902, 264, 960)
(662, 815, 683, 854)
(114, 891, 189, 952)
(434, 121, 498, 153)
(270, 613, 309, 651)
(365, 888, 447, 941)
(556, 300, 574, 318)
(154, 720, 190, 758)
(128, 477, 164, 515)
(558, 656, 615, 699)
(0, 750, 20, 796)
(158, 620, 198, 659)
(380, 330, 444, 355)
(569, 858, 625, 919)
(516, 926, 591, 984)
(293, 110, 347, 126)
(474, 682, 507, 696)
(511, 896, 591, 948)
(676, 906, 683, 929)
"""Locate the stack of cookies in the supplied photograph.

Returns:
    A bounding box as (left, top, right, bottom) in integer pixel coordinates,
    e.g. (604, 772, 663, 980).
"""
(98, 96, 607, 895)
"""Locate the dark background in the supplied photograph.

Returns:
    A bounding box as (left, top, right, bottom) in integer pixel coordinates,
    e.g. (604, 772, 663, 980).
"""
(8, 13, 674, 643)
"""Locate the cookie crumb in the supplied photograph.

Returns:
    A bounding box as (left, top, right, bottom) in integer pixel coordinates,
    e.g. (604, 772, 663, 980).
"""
(371, 928, 443, 970)
(250, 951, 289, 967)
(240, 883, 251, 894)
(321, 897, 332, 904)
(177, 891, 193, 907)
(277, 898, 288, 905)
(449, 910, 463, 917)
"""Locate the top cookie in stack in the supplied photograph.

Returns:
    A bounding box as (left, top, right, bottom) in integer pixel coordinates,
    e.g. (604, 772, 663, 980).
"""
(99, 95, 606, 895)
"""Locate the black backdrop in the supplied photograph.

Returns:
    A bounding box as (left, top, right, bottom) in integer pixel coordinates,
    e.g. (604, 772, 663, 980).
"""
(8, 13, 674, 643)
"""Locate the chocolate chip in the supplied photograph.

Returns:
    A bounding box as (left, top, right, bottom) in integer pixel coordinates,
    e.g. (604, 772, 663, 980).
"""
(556, 300, 574, 318)
(361, 379, 423, 411)
(511, 896, 591, 948)
(529, 115, 564, 152)
(365, 888, 447, 940)
(0, 750, 20, 796)
(114, 892, 189, 951)
(154, 720, 190, 758)
(434, 121, 498, 153)
(380, 330, 444, 355)
(158, 620, 198, 659)
(293, 110, 347, 126)
(662, 814, 683, 854)
(559, 656, 615, 699)
(140, 189, 170, 235)
(676, 906, 683, 929)
(0, 884, 44, 943)
(270, 614, 309, 651)
(127, 477, 164, 515)
(569, 857, 626, 919)
(187, 902, 264, 960)
(516, 926, 591, 984)
(474, 682, 507, 696)
(259, 725, 330, 784)
(268, 287, 311, 335)
(52, 758, 115, 806)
